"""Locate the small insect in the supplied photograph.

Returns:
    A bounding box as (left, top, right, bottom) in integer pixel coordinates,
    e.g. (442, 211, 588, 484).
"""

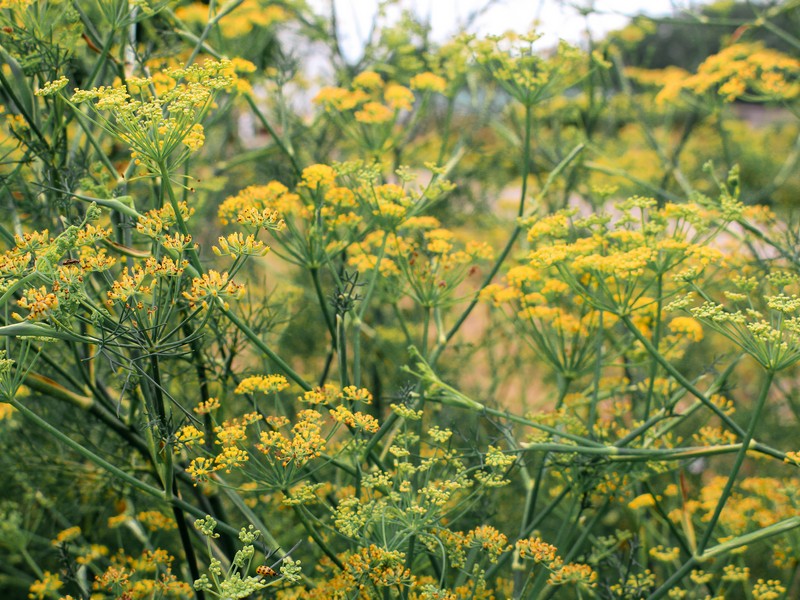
(62, 258, 81, 266)
(256, 565, 278, 577)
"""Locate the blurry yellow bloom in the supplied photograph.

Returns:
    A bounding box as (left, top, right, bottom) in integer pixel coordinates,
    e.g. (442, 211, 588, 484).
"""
(384, 83, 414, 110)
(235, 374, 289, 394)
(137, 510, 177, 531)
(300, 164, 337, 190)
(194, 397, 220, 415)
(628, 493, 656, 510)
(649, 545, 680, 562)
(352, 70, 384, 91)
(354, 101, 394, 124)
(28, 571, 62, 600)
(410, 72, 446, 93)
(667, 316, 704, 342)
(52, 526, 81, 545)
(313, 86, 369, 111)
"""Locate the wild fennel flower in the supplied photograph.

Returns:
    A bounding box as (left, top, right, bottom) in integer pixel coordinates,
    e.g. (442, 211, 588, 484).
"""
(28, 571, 63, 600)
(516, 537, 560, 565)
(329, 405, 380, 433)
(465, 526, 511, 563)
(14, 285, 60, 321)
(183, 270, 245, 311)
(235, 374, 289, 394)
(689, 294, 800, 372)
(471, 32, 589, 105)
(219, 183, 299, 227)
(547, 563, 598, 589)
(410, 72, 447, 93)
(649, 545, 680, 562)
(628, 493, 656, 510)
(722, 565, 750, 583)
(657, 43, 800, 105)
(300, 164, 337, 190)
(69, 60, 235, 172)
(213, 232, 269, 258)
(194, 397, 220, 415)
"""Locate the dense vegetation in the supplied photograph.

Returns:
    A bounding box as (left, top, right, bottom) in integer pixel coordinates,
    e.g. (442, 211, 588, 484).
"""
(1, 1, 799, 598)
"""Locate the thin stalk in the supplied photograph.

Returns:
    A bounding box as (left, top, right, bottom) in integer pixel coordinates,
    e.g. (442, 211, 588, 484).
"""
(336, 313, 348, 388)
(11, 398, 267, 550)
(159, 164, 203, 274)
(643, 275, 665, 420)
(290, 503, 344, 570)
(221, 307, 312, 391)
(621, 316, 745, 438)
(649, 556, 699, 600)
(310, 267, 335, 337)
(696, 370, 775, 554)
(429, 142, 585, 366)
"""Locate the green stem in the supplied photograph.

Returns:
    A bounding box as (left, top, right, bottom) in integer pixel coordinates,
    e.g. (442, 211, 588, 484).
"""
(429, 142, 585, 366)
(290, 503, 344, 570)
(310, 267, 335, 338)
(696, 370, 775, 553)
(621, 315, 745, 438)
(159, 164, 203, 275)
(649, 556, 699, 600)
(221, 307, 312, 391)
(337, 313, 348, 388)
(10, 398, 266, 550)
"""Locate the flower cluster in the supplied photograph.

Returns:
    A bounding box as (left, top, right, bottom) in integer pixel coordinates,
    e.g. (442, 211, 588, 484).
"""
(657, 43, 800, 104)
(69, 60, 236, 172)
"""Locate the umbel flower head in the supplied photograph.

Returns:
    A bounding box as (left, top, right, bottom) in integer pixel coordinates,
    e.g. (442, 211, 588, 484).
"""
(469, 31, 602, 106)
(68, 60, 235, 173)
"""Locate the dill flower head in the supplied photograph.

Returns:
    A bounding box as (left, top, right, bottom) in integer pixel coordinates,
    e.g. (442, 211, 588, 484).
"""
(70, 60, 235, 172)
(235, 374, 289, 395)
(472, 32, 589, 105)
(410, 72, 447, 93)
(183, 270, 245, 311)
(28, 571, 63, 600)
(657, 43, 800, 105)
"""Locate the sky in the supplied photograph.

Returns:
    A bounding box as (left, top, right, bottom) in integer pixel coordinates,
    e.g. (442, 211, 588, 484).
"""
(327, 0, 710, 61)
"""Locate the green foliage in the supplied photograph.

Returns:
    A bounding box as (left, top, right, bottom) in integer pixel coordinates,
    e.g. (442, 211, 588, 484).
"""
(0, 1, 799, 599)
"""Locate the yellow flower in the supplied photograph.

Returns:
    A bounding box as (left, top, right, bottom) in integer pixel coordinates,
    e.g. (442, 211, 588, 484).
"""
(52, 526, 81, 545)
(628, 493, 656, 510)
(354, 101, 394, 124)
(383, 83, 414, 110)
(194, 397, 220, 414)
(667, 316, 704, 342)
(28, 571, 63, 600)
(313, 86, 368, 111)
(235, 374, 290, 394)
(690, 569, 714, 585)
(182, 270, 245, 310)
(352, 70, 384, 91)
(516, 537, 560, 565)
(182, 123, 205, 151)
(300, 164, 337, 190)
(410, 72, 447, 93)
(752, 578, 785, 600)
(649, 545, 680, 562)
